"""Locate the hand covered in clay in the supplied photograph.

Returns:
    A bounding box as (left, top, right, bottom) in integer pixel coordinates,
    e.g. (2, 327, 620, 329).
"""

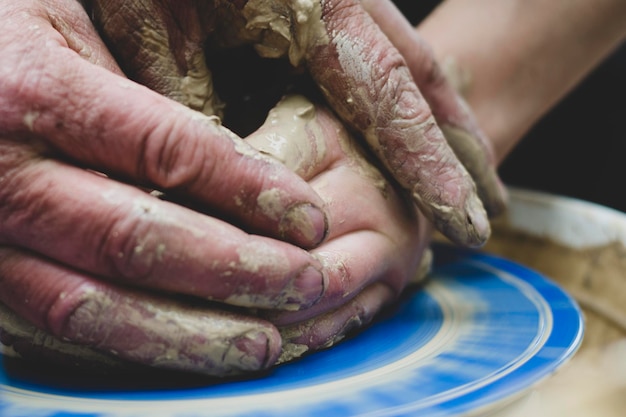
(89, 0, 507, 248)
(0, 0, 332, 375)
(361, 0, 506, 197)
(1, 94, 431, 372)
(246, 95, 431, 361)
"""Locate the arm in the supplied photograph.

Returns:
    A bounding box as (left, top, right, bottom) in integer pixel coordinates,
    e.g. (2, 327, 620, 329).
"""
(417, 0, 626, 161)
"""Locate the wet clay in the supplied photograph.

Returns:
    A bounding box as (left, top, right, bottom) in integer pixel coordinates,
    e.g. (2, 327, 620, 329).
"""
(247, 95, 327, 177)
(236, 0, 329, 66)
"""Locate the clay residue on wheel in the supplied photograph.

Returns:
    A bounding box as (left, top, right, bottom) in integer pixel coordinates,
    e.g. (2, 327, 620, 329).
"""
(482, 224, 626, 349)
(479, 220, 626, 416)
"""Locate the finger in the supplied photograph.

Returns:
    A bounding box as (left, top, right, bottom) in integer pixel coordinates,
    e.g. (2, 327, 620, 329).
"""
(0, 13, 327, 249)
(277, 282, 395, 363)
(0, 301, 132, 373)
(0, 247, 281, 376)
(245, 96, 428, 323)
(266, 229, 427, 326)
(277, 250, 432, 363)
(305, 0, 489, 247)
(0, 141, 325, 310)
(245, 95, 337, 181)
(361, 0, 508, 217)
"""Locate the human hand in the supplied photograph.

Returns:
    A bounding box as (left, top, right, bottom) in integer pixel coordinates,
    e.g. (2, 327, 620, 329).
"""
(361, 0, 506, 212)
(1, 94, 430, 371)
(0, 0, 332, 376)
(89, 0, 507, 247)
(245, 95, 431, 361)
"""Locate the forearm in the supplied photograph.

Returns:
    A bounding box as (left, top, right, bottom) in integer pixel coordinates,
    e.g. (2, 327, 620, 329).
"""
(417, 0, 626, 162)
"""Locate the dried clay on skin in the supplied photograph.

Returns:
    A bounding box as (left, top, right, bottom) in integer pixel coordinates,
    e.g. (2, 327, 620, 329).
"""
(63, 288, 276, 375)
(247, 95, 328, 242)
(179, 49, 220, 115)
(223, 242, 291, 307)
(0, 302, 126, 369)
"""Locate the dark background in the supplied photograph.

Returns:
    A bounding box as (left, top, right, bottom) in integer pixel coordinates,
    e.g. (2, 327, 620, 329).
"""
(393, 0, 626, 213)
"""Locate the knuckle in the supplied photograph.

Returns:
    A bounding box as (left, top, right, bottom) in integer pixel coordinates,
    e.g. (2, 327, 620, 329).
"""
(0, 144, 48, 241)
(61, 296, 104, 344)
(51, 285, 126, 359)
(49, 282, 102, 342)
(0, 23, 75, 135)
(386, 74, 432, 124)
(98, 207, 160, 282)
(0, 58, 45, 133)
(137, 118, 211, 191)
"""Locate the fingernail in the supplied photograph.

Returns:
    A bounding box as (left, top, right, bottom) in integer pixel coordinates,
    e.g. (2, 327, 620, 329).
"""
(279, 203, 328, 248)
(232, 327, 281, 372)
(464, 194, 491, 247)
(429, 192, 490, 248)
(280, 265, 326, 310)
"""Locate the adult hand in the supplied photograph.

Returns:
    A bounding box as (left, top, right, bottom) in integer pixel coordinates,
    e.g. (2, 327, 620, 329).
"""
(245, 95, 431, 361)
(0, 0, 331, 375)
(90, 0, 506, 247)
(1, 94, 431, 371)
(361, 0, 506, 213)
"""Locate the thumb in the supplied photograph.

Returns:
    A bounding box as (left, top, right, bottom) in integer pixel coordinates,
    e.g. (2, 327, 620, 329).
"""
(0, 6, 328, 248)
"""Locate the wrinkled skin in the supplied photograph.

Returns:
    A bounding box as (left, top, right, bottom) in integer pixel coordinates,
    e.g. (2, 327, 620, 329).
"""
(89, 0, 507, 247)
(0, 0, 329, 375)
(248, 96, 430, 361)
(0, 0, 498, 376)
(360, 0, 506, 211)
(1, 95, 429, 374)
